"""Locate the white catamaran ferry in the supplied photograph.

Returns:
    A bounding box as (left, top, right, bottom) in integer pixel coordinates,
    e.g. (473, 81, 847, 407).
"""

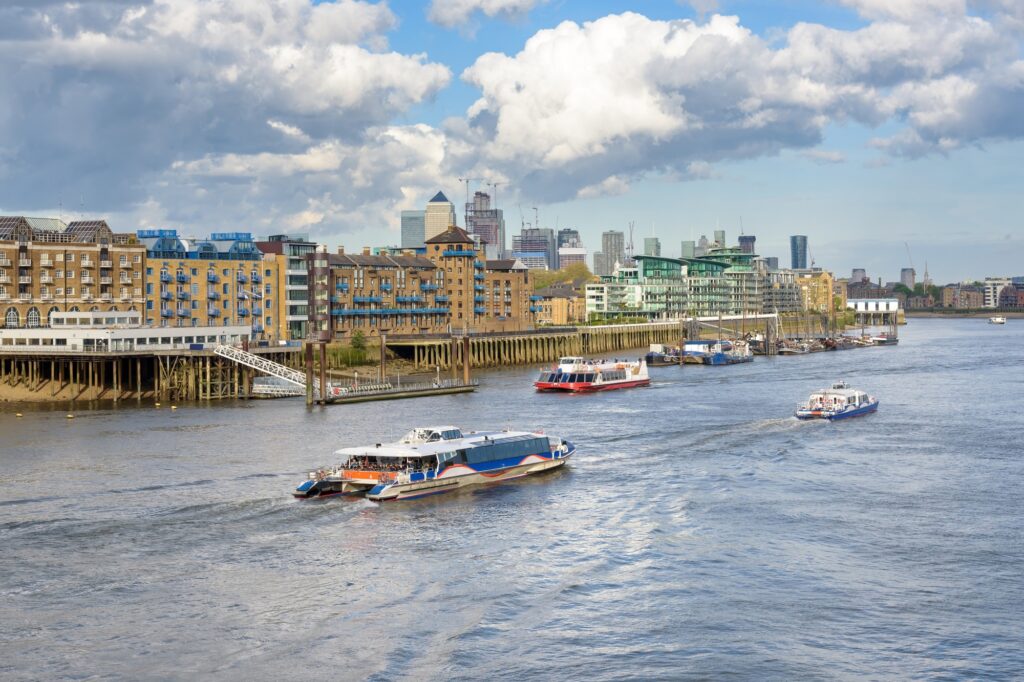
(795, 381, 879, 421)
(293, 426, 576, 501)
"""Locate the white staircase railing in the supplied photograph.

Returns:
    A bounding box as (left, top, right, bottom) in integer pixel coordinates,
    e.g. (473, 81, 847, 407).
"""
(214, 344, 322, 397)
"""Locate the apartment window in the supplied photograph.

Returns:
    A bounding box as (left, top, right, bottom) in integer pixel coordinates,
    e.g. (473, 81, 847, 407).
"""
(67, 270, 76, 279)
(147, 300, 153, 310)
(120, 255, 128, 265)
(55, 270, 63, 279)
(68, 287, 75, 296)
(133, 255, 141, 263)
(55, 288, 63, 296)
(55, 253, 64, 262)
(66, 253, 75, 262)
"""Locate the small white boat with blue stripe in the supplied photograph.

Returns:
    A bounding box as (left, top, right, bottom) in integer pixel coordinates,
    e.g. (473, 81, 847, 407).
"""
(795, 381, 879, 421)
(293, 426, 576, 502)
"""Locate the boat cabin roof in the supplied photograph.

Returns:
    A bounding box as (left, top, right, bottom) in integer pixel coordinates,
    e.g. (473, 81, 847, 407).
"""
(332, 429, 544, 459)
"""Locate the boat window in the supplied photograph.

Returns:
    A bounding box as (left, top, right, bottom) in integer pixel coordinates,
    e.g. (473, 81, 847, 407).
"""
(442, 429, 462, 440)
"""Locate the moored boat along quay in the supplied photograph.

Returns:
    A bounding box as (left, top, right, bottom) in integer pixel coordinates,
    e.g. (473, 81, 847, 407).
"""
(1, 312, 876, 404)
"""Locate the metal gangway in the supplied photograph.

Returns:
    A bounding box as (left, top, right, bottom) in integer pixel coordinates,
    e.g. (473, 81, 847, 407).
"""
(214, 344, 324, 398)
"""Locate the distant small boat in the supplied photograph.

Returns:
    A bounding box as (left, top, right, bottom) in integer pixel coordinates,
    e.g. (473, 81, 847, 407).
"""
(795, 381, 879, 421)
(870, 332, 899, 346)
(777, 343, 809, 355)
(645, 344, 682, 366)
(989, 316, 1007, 325)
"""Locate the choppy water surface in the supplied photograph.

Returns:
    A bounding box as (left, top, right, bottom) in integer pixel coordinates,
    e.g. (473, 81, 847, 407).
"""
(2, 319, 1022, 680)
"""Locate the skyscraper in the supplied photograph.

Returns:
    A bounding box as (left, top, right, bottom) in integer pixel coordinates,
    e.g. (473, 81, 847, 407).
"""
(557, 228, 582, 248)
(738, 235, 756, 254)
(713, 229, 726, 247)
(400, 210, 425, 249)
(601, 230, 626, 266)
(424, 191, 457, 241)
(790, 235, 808, 270)
(680, 240, 695, 259)
(513, 227, 557, 270)
(900, 268, 916, 289)
(695, 235, 711, 257)
(465, 191, 505, 259)
(643, 237, 661, 257)
(764, 256, 779, 270)
(851, 268, 867, 282)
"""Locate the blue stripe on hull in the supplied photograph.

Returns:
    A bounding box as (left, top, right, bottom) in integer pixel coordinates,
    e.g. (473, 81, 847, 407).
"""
(827, 401, 879, 420)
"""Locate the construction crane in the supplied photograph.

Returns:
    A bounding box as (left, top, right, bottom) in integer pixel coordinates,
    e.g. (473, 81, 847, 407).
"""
(904, 241, 915, 270)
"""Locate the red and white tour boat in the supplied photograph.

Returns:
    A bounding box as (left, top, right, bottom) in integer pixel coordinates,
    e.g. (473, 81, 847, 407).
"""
(534, 356, 650, 393)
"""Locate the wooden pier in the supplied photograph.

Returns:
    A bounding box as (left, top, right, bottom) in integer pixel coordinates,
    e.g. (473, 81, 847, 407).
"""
(0, 347, 302, 403)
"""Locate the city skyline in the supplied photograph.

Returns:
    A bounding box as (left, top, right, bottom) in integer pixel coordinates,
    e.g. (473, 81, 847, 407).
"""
(0, 1, 1022, 283)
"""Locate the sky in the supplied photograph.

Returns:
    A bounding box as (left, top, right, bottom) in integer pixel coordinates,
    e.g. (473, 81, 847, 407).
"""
(1, 0, 1022, 283)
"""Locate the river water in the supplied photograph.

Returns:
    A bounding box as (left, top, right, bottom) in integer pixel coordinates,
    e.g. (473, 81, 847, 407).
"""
(1, 319, 1022, 680)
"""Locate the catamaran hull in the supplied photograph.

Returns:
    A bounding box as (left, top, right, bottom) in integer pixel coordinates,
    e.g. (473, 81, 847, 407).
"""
(367, 445, 576, 501)
(796, 400, 879, 421)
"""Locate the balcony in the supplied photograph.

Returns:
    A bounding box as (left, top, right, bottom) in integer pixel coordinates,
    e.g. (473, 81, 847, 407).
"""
(81, 275, 95, 284)
(120, 293, 132, 301)
(236, 273, 248, 283)
(381, 283, 393, 291)
(0, 274, 10, 283)
(252, 323, 264, 333)
(420, 283, 438, 291)
(530, 306, 541, 313)
(530, 295, 543, 301)
(237, 291, 250, 300)
(251, 272, 262, 283)
(40, 293, 53, 301)
(474, 260, 485, 269)
(100, 293, 112, 302)
(474, 273, 485, 281)
(39, 258, 54, 268)
(177, 291, 190, 300)
(18, 258, 32, 267)
(100, 276, 112, 285)
(335, 282, 350, 292)
(100, 260, 113, 269)
(177, 308, 191, 318)
(474, 285, 485, 292)
(435, 295, 449, 303)
(353, 295, 383, 303)
(442, 250, 475, 257)
(19, 292, 31, 302)
(39, 274, 54, 284)
(474, 296, 485, 303)
(0, 292, 8, 300)
(176, 273, 189, 283)
(18, 276, 32, 284)
(82, 293, 94, 301)
(161, 291, 173, 301)
(161, 307, 174, 318)
(0, 257, 11, 267)
(237, 307, 250, 318)
(207, 307, 221, 317)
(81, 259, 95, 268)
(396, 295, 423, 303)
(252, 291, 263, 300)
(207, 272, 220, 283)
(207, 291, 220, 300)
(119, 276, 132, 284)
(474, 307, 486, 315)
(159, 272, 171, 283)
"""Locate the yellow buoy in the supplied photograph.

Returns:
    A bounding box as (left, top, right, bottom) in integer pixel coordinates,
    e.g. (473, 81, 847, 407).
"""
(66, 414, 75, 419)
(170, 405, 177, 410)
(155, 402, 161, 407)
(16, 413, 23, 418)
